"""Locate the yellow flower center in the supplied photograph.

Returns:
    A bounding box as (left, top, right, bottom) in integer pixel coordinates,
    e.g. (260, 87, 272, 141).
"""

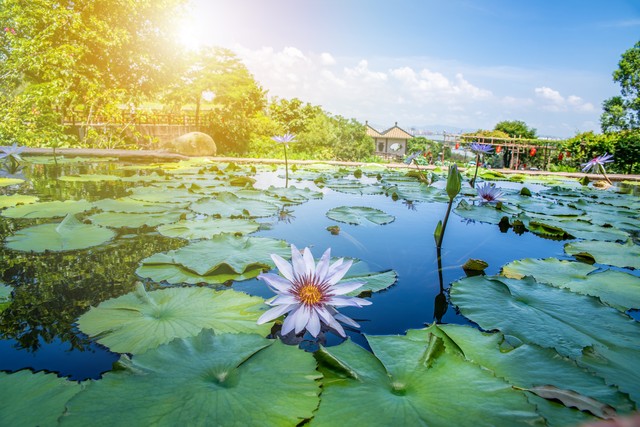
(298, 284, 323, 305)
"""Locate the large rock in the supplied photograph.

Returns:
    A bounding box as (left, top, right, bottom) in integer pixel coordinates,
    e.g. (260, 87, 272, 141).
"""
(161, 132, 216, 156)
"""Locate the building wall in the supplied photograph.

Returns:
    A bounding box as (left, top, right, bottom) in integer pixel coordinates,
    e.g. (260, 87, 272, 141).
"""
(375, 138, 407, 156)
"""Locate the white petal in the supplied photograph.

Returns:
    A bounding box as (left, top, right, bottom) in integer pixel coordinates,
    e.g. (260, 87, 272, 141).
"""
(334, 312, 360, 328)
(258, 273, 293, 293)
(315, 248, 331, 281)
(326, 258, 344, 277)
(293, 305, 311, 334)
(281, 306, 299, 335)
(302, 247, 316, 276)
(271, 295, 299, 305)
(330, 281, 365, 295)
(329, 319, 347, 337)
(316, 306, 343, 331)
(329, 296, 372, 307)
(271, 253, 294, 282)
(257, 304, 295, 324)
(290, 244, 306, 278)
(307, 309, 321, 337)
(327, 259, 353, 285)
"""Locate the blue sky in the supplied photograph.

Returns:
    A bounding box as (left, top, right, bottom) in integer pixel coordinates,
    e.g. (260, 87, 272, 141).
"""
(181, 0, 640, 137)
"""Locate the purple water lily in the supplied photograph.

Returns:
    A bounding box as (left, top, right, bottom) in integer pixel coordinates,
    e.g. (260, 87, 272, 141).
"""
(0, 143, 25, 164)
(470, 142, 494, 154)
(257, 245, 371, 338)
(271, 133, 296, 187)
(580, 153, 613, 185)
(476, 182, 505, 204)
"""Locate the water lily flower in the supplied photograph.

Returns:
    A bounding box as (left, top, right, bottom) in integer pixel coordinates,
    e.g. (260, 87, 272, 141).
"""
(476, 182, 505, 204)
(271, 133, 296, 145)
(257, 245, 371, 338)
(470, 142, 494, 154)
(0, 143, 25, 164)
(404, 151, 422, 165)
(581, 153, 613, 174)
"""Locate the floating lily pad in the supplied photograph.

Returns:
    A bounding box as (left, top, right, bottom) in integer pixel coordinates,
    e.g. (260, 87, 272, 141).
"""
(313, 331, 543, 426)
(502, 258, 640, 311)
(190, 192, 279, 218)
(0, 194, 39, 209)
(341, 260, 398, 296)
(454, 199, 519, 225)
(0, 370, 83, 427)
(63, 332, 320, 426)
(77, 284, 271, 354)
(88, 211, 184, 229)
(324, 180, 384, 195)
(565, 240, 640, 269)
(326, 206, 395, 226)
(93, 197, 188, 213)
(58, 174, 122, 182)
(432, 324, 633, 420)
(5, 214, 115, 252)
(0, 177, 24, 187)
(1, 199, 93, 218)
(127, 186, 203, 203)
(136, 234, 290, 284)
(157, 217, 260, 240)
(264, 185, 323, 204)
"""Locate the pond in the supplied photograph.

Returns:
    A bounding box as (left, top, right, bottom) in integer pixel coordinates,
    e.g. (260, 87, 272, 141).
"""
(0, 156, 638, 426)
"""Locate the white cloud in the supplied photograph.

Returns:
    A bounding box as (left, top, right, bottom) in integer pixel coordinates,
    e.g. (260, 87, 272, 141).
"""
(320, 52, 336, 66)
(535, 86, 594, 112)
(344, 60, 387, 82)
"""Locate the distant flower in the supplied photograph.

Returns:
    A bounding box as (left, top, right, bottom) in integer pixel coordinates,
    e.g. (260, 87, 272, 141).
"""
(476, 182, 504, 204)
(271, 133, 296, 145)
(470, 142, 494, 154)
(389, 143, 401, 152)
(0, 143, 25, 163)
(404, 151, 422, 165)
(581, 153, 613, 174)
(257, 245, 371, 338)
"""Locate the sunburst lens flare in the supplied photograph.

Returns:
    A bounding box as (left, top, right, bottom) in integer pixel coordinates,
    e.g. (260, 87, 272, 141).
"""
(257, 245, 371, 338)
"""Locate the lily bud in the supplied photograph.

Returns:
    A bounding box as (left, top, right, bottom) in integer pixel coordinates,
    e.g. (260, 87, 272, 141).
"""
(446, 164, 461, 200)
(433, 220, 443, 245)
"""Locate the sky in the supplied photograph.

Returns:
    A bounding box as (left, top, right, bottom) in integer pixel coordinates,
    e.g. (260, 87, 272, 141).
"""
(179, 0, 640, 138)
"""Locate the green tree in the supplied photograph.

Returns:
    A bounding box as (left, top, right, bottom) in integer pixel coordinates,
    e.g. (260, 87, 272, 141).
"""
(613, 130, 640, 174)
(561, 131, 618, 171)
(268, 97, 323, 135)
(0, 0, 186, 147)
(601, 41, 640, 132)
(331, 116, 374, 161)
(494, 120, 537, 139)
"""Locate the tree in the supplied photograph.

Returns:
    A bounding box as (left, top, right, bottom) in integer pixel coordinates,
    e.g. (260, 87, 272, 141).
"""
(494, 120, 537, 139)
(601, 41, 640, 132)
(268, 97, 323, 135)
(0, 0, 187, 147)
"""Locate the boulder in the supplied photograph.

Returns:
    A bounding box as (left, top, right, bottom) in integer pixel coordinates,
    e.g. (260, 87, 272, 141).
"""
(160, 132, 216, 156)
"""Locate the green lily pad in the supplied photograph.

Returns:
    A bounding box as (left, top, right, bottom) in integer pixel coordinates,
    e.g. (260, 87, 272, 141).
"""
(0, 177, 24, 187)
(157, 217, 260, 240)
(502, 258, 640, 311)
(136, 234, 290, 284)
(1, 199, 93, 218)
(190, 192, 280, 218)
(0, 370, 83, 427)
(565, 240, 640, 269)
(88, 211, 185, 229)
(77, 284, 271, 355)
(341, 260, 398, 296)
(432, 325, 633, 418)
(264, 185, 323, 204)
(313, 332, 543, 426)
(325, 180, 384, 195)
(5, 214, 115, 252)
(0, 194, 39, 209)
(384, 182, 449, 203)
(454, 199, 520, 225)
(93, 197, 188, 213)
(0, 283, 13, 313)
(326, 206, 395, 226)
(62, 332, 320, 426)
(127, 186, 203, 203)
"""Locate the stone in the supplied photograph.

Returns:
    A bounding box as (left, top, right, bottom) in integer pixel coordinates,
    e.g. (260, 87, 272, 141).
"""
(160, 132, 216, 156)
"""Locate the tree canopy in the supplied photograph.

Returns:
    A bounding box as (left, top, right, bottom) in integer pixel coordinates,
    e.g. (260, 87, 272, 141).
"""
(601, 40, 640, 132)
(493, 120, 537, 139)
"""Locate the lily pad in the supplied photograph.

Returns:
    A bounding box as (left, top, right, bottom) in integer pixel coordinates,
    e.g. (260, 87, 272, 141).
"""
(326, 206, 395, 226)
(157, 217, 260, 240)
(77, 284, 271, 354)
(58, 174, 122, 182)
(502, 258, 640, 311)
(88, 211, 185, 229)
(127, 186, 203, 203)
(62, 332, 320, 426)
(0, 370, 83, 427)
(136, 234, 290, 284)
(190, 192, 280, 218)
(1, 199, 93, 218)
(264, 185, 323, 204)
(0, 177, 24, 187)
(341, 260, 398, 296)
(565, 240, 640, 269)
(93, 197, 188, 213)
(0, 194, 39, 209)
(313, 331, 543, 426)
(5, 214, 115, 252)
(454, 199, 519, 225)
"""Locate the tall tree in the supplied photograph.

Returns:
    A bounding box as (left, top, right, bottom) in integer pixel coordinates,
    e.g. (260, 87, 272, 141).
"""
(0, 0, 186, 146)
(494, 120, 537, 139)
(601, 41, 640, 132)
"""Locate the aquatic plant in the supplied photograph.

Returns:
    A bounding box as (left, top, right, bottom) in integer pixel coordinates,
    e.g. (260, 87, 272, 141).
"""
(272, 133, 296, 187)
(581, 153, 614, 185)
(469, 142, 494, 188)
(434, 163, 462, 249)
(0, 143, 25, 166)
(476, 182, 505, 204)
(257, 244, 371, 338)
(404, 151, 428, 182)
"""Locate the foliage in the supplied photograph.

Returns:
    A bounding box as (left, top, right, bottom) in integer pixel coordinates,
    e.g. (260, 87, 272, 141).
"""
(494, 120, 537, 139)
(0, 0, 187, 147)
(601, 40, 640, 131)
(268, 97, 323, 134)
(560, 131, 618, 172)
(614, 129, 640, 174)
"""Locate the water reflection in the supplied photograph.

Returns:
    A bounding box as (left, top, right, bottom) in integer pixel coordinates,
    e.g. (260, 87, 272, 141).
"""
(433, 247, 448, 324)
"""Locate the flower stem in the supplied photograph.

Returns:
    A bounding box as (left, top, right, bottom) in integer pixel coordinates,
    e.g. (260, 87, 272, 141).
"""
(283, 144, 289, 188)
(436, 199, 453, 249)
(470, 153, 479, 188)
